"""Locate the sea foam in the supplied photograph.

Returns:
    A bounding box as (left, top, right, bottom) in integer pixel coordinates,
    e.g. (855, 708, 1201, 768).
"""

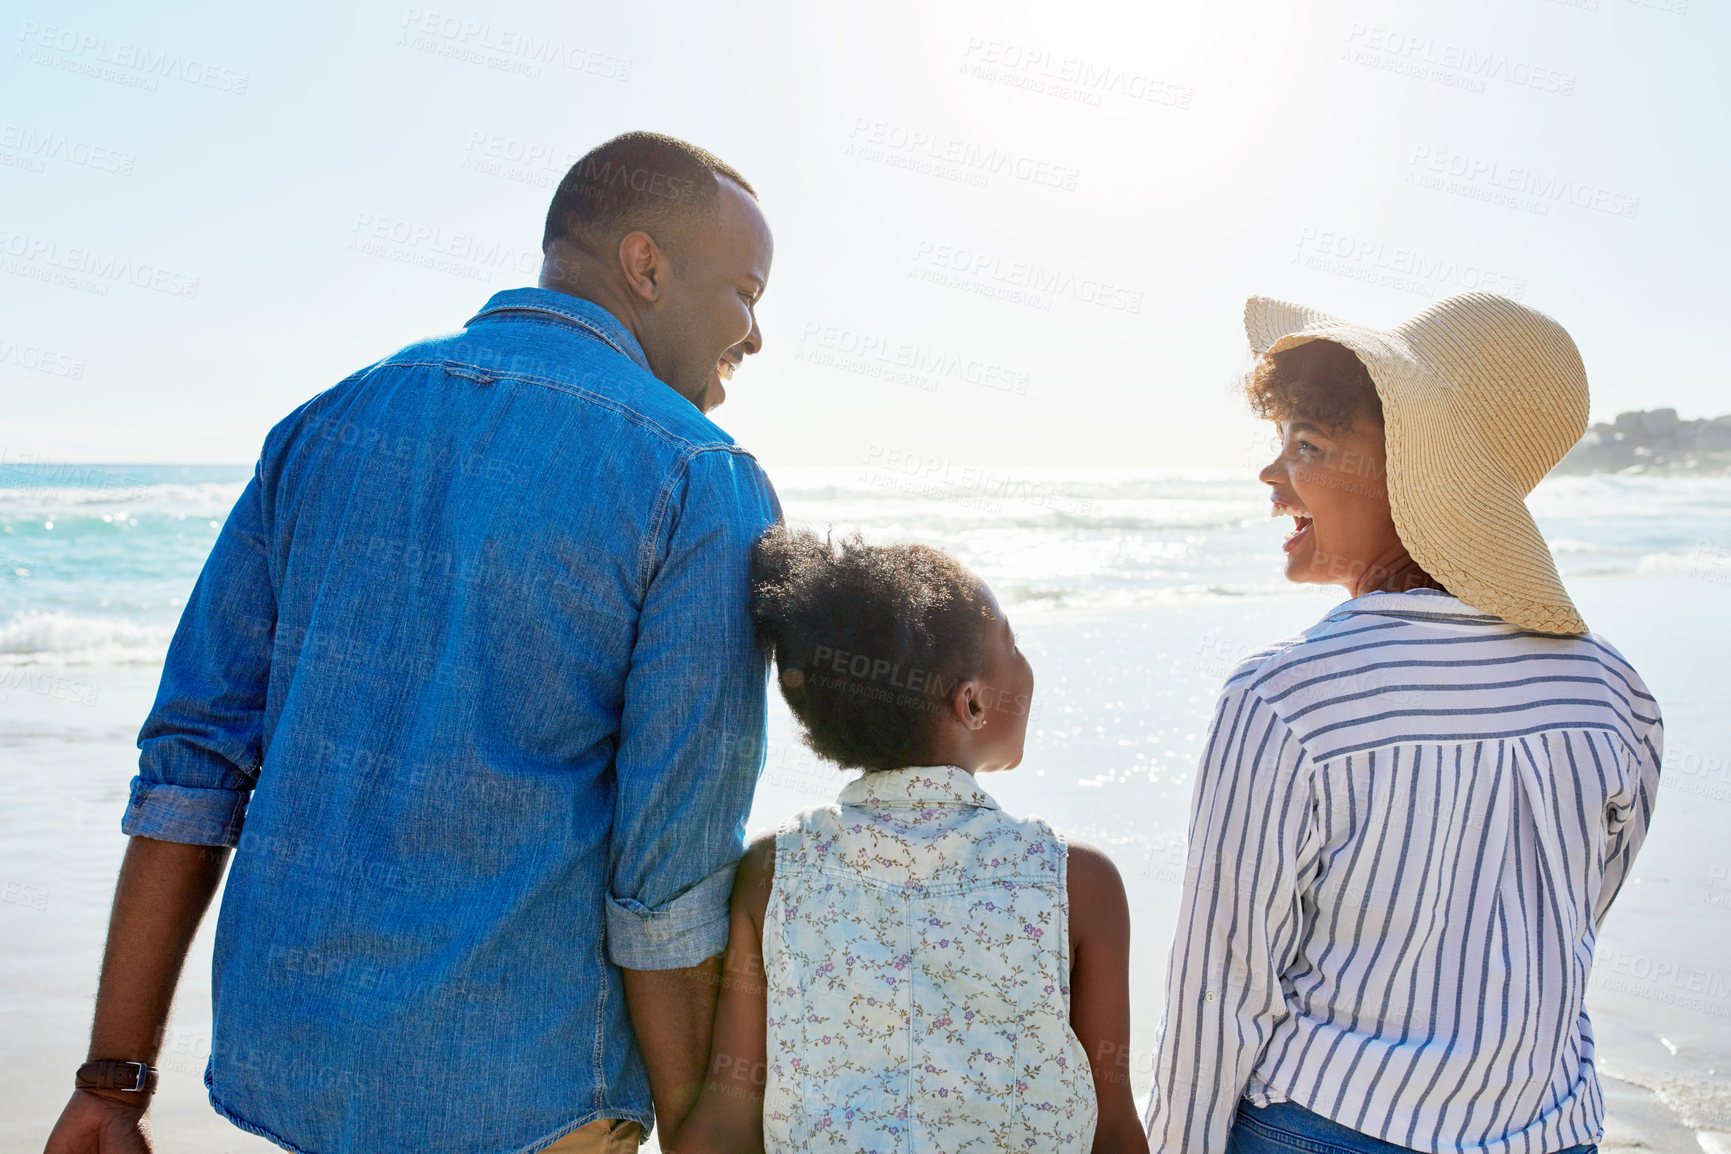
(0, 611, 173, 666)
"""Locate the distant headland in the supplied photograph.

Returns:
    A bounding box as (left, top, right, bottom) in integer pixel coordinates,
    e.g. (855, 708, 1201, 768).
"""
(1553, 409, 1731, 475)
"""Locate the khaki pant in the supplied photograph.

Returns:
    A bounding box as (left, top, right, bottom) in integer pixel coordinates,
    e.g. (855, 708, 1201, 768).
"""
(542, 1118, 644, 1152)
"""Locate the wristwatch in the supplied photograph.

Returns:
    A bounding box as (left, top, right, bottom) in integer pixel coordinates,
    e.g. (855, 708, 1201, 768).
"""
(75, 1060, 159, 1095)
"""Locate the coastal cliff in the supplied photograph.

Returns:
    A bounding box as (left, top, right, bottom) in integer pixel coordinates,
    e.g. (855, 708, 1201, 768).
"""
(1553, 409, 1731, 475)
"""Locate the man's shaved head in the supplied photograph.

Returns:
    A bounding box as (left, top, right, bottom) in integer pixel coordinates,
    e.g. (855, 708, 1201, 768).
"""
(541, 131, 757, 255)
(538, 132, 773, 416)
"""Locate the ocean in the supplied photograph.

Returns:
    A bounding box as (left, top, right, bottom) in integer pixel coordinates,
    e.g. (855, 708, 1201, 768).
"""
(3, 461, 1729, 1152)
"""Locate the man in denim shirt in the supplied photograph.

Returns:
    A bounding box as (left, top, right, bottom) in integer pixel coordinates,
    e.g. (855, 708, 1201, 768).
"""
(46, 133, 779, 1154)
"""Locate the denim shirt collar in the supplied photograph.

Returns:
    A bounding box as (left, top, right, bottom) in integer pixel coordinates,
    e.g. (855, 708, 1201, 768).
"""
(468, 287, 652, 374)
(838, 765, 999, 811)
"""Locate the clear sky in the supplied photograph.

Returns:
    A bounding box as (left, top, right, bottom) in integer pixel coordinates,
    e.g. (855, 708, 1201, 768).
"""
(3, 0, 1725, 466)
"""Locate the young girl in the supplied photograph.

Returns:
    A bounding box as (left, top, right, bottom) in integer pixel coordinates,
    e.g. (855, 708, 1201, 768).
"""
(666, 529, 1149, 1154)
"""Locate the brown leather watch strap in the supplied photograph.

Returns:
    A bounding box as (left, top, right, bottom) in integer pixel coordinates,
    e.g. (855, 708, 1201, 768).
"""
(75, 1060, 159, 1095)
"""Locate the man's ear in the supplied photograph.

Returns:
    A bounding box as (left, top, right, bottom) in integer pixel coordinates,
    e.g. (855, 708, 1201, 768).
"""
(617, 230, 668, 303)
(949, 679, 987, 731)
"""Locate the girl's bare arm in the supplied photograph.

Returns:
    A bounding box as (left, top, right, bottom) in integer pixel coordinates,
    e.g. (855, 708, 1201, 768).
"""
(661, 834, 777, 1154)
(1069, 841, 1152, 1154)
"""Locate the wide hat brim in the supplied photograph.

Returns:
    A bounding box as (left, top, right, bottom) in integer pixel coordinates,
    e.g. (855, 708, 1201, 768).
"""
(1245, 293, 1589, 635)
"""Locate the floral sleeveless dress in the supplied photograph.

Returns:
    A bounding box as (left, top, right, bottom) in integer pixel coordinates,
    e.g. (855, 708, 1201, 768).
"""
(761, 765, 1096, 1152)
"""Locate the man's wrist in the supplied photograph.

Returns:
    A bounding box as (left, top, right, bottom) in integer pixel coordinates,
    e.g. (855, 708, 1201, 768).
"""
(75, 1059, 159, 1096)
(73, 1085, 152, 1113)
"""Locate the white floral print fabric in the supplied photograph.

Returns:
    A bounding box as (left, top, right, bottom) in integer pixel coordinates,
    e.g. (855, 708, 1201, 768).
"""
(762, 765, 1096, 1153)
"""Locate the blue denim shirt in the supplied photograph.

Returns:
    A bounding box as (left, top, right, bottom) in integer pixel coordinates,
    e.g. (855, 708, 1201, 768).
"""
(124, 288, 780, 1153)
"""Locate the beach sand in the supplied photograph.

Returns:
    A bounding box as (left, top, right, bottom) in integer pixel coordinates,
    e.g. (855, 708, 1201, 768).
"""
(2, 575, 1726, 1152)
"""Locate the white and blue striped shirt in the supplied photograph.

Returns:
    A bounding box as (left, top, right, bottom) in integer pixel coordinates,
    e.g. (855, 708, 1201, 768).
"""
(1145, 590, 1662, 1154)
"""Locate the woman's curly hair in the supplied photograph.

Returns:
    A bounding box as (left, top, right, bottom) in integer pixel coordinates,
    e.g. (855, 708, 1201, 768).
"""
(749, 527, 993, 771)
(1244, 338, 1384, 431)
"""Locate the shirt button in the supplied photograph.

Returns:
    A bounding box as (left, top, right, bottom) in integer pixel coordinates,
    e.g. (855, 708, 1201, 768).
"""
(1205, 992, 1216, 1003)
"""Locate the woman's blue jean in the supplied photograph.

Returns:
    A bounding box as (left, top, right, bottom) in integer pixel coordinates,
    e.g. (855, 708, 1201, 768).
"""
(1226, 1101, 1598, 1154)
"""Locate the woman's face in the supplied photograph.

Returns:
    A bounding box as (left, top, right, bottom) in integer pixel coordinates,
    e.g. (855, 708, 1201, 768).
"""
(1258, 415, 1405, 590)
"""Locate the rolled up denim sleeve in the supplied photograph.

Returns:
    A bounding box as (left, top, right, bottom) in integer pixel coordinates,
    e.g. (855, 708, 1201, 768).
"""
(607, 448, 779, 970)
(125, 463, 276, 848)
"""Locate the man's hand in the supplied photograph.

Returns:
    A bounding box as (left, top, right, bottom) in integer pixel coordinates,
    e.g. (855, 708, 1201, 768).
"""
(43, 1090, 151, 1154)
(41, 836, 229, 1154)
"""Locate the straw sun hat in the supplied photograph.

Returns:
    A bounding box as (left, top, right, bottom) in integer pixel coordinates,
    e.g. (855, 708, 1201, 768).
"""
(1244, 292, 1589, 635)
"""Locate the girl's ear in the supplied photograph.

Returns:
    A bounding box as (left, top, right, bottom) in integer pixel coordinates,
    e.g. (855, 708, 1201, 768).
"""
(950, 678, 988, 731)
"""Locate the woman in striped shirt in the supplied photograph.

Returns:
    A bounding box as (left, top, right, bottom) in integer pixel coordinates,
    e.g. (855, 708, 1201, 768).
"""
(1145, 294, 1663, 1154)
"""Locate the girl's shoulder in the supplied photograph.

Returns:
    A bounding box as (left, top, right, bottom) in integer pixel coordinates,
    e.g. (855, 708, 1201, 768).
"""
(1064, 839, 1128, 903)
(1064, 838, 1132, 955)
